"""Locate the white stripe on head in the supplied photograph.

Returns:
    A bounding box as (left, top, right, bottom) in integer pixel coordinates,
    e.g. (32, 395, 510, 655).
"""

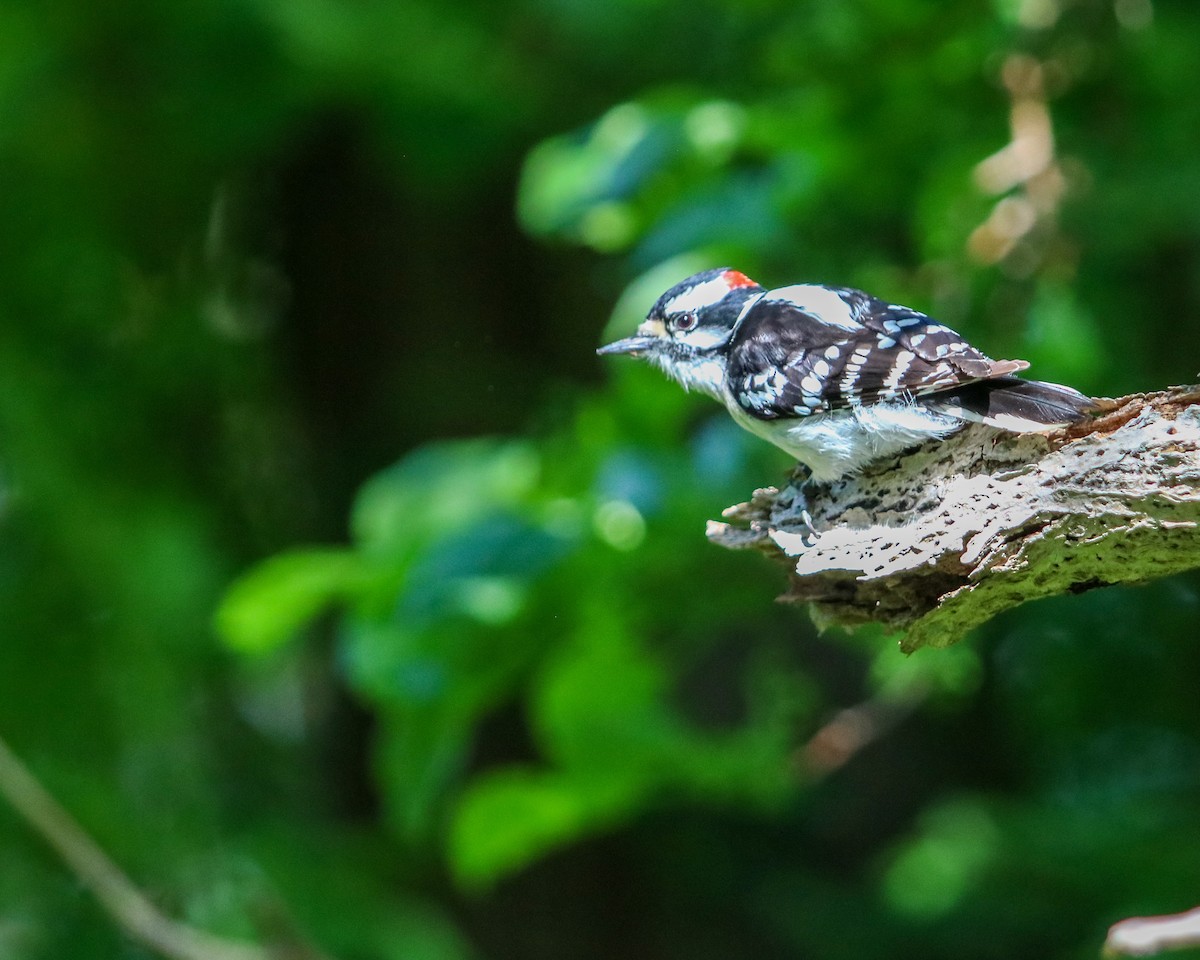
(763, 285, 860, 331)
(734, 291, 766, 327)
(664, 275, 735, 316)
(678, 325, 735, 350)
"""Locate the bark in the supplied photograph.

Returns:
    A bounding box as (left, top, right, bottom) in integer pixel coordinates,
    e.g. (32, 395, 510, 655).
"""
(708, 385, 1200, 652)
(1106, 906, 1200, 957)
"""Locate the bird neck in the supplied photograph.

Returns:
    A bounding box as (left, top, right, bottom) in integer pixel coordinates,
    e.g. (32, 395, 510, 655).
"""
(651, 349, 729, 401)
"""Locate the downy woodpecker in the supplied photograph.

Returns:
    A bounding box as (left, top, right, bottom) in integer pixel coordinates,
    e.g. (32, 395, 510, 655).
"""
(598, 267, 1092, 482)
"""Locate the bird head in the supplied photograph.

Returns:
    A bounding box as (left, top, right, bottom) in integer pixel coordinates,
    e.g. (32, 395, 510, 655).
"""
(597, 268, 765, 395)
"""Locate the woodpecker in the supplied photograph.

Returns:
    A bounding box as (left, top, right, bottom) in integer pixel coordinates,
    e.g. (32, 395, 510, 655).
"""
(598, 267, 1092, 482)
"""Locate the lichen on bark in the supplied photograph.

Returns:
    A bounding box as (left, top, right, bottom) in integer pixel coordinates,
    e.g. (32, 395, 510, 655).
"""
(708, 386, 1200, 652)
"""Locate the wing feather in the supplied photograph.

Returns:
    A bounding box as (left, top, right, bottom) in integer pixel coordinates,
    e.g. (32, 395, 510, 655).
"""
(726, 286, 1029, 420)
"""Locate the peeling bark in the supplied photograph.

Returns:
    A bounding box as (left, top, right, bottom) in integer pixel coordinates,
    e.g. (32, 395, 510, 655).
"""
(708, 385, 1200, 652)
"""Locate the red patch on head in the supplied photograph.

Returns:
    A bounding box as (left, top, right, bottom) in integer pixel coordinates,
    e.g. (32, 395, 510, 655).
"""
(722, 270, 758, 289)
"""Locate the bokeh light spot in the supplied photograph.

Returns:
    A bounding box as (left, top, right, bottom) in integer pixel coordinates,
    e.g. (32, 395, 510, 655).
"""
(593, 499, 646, 551)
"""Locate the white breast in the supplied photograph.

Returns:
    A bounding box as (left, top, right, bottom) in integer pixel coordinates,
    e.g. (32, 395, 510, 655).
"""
(723, 394, 966, 481)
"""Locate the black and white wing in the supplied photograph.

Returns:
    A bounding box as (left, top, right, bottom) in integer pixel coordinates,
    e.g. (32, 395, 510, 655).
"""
(725, 284, 1028, 420)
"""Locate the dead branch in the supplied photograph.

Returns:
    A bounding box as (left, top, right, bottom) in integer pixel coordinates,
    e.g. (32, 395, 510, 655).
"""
(1106, 905, 1200, 957)
(708, 385, 1200, 652)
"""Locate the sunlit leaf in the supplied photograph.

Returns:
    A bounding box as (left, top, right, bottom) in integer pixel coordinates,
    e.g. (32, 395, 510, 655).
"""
(216, 548, 366, 653)
(450, 768, 640, 886)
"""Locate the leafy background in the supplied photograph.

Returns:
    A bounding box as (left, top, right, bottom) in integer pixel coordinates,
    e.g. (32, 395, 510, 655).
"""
(2, 0, 1200, 957)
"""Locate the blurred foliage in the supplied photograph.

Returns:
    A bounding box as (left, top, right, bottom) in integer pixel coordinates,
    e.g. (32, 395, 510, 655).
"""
(219, 383, 815, 886)
(3, 0, 1200, 958)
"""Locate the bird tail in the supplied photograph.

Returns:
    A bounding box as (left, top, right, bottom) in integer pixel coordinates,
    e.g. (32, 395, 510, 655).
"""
(925, 377, 1094, 432)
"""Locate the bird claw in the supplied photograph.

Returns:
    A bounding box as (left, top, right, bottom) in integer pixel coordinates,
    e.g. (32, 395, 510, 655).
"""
(799, 504, 820, 546)
(782, 464, 822, 545)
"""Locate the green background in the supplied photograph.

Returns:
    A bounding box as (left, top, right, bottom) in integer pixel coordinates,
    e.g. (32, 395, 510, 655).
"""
(2, 0, 1200, 957)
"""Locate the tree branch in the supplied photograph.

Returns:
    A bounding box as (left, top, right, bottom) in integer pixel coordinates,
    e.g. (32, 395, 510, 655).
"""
(1106, 906, 1200, 957)
(0, 732, 331, 960)
(796, 683, 928, 776)
(708, 385, 1200, 651)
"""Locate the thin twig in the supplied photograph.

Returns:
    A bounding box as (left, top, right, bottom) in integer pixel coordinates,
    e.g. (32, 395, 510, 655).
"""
(0, 732, 301, 960)
(797, 683, 929, 776)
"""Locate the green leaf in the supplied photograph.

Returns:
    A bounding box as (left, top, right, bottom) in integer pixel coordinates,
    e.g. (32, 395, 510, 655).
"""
(449, 768, 640, 887)
(351, 439, 540, 559)
(216, 548, 366, 654)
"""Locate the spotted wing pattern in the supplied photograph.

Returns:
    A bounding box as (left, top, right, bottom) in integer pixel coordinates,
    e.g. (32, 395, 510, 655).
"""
(725, 285, 1028, 420)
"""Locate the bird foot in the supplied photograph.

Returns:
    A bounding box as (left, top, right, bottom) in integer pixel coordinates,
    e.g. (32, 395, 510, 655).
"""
(786, 465, 821, 545)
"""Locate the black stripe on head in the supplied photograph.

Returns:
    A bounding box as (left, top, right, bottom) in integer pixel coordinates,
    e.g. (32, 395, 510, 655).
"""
(649, 268, 765, 329)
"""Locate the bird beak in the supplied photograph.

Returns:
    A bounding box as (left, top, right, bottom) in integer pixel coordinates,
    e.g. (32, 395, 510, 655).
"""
(597, 319, 666, 357)
(596, 335, 658, 357)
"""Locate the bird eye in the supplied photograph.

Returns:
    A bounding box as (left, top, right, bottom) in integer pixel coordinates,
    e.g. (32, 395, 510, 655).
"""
(674, 312, 697, 332)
